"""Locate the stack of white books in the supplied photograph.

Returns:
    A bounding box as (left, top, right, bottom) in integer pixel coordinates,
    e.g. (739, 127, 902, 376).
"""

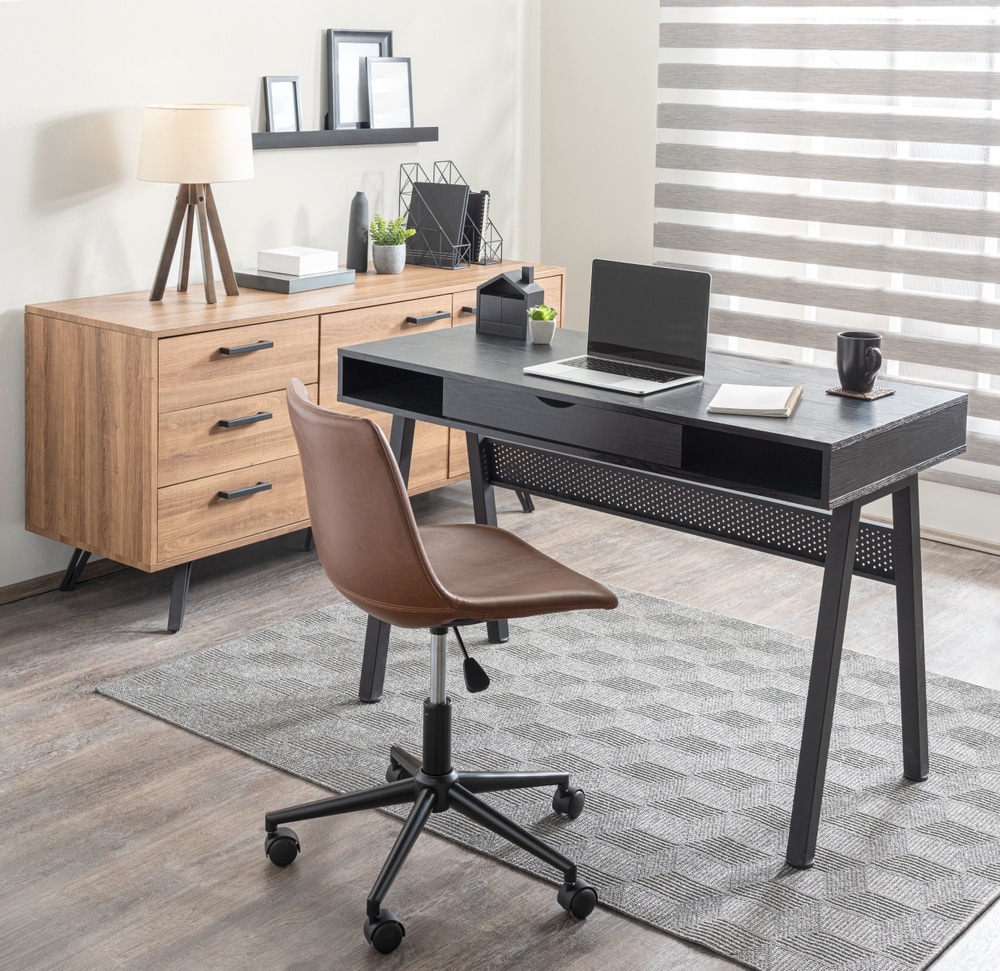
(236, 246, 355, 294)
(257, 246, 339, 276)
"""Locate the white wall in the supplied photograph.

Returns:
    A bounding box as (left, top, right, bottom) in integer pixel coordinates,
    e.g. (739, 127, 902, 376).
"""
(539, 0, 660, 327)
(0, 0, 540, 588)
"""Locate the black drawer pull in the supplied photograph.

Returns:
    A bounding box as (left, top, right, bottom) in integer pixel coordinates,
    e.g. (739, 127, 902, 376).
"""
(219, 339, 274, 356)
(405, 311, 451, 325)
(217, 481, 273, 500)
(218, 411, 273, 429)
(460, 305, 477, 315)
(537, 396, 575, 409)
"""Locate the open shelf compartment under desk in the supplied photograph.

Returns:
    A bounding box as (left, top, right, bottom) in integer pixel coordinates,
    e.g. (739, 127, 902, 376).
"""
(340, 357, 445, 421)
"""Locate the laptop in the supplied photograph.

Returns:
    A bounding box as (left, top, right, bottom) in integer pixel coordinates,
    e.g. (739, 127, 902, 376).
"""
(523, 260, 712, 395)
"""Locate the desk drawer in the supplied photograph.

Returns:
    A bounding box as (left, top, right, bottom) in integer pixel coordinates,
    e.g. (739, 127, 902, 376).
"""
(159, 316, 319, 412)
(443, 379, 682, 469)
(158, 384, 315, 487)
(157, 455, 308, 560)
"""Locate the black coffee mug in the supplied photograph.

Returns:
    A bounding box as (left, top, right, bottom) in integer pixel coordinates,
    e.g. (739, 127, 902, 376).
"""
(837, 331, 882, 394)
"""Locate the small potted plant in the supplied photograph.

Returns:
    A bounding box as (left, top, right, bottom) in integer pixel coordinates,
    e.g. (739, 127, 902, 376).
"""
(369, 214, 415, 274)
(526, 303, 558, 344)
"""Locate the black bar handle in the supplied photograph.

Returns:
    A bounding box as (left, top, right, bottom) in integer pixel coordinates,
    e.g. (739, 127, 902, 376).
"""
(404, 311, 451, 325)
(219, 339, 274, 356)
(460, 305, 477, 315)
(218, 411, 273, 429)
(217, 481, 273, 500)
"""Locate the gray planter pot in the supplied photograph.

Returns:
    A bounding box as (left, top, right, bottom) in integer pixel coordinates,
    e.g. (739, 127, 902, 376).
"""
(372, 244, 406, 274)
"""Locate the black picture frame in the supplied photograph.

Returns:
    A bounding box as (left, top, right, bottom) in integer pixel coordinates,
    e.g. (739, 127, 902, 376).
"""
(263, 76, 302, 133)
(367, 57, 414, 129)
(326, 28, 393, 130)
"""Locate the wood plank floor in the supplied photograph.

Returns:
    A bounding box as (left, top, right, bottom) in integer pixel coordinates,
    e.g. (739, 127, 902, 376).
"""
(3, 485, 999, 970)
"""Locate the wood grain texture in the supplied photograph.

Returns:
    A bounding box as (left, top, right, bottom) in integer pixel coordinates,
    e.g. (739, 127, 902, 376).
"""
(26, 261, 568, 339)
(318, 294, 456, 494)
(2, 487, 999, 969)
(25, 263, 564, 574)
(158, 384, 316, 488)
(157, 315, 319, 413)
(156, 454, 308, 561)
(25, 313, 156, 568)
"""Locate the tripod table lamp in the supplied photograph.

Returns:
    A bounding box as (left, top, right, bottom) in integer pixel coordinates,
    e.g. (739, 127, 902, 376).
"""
(137, 104, 254, 304)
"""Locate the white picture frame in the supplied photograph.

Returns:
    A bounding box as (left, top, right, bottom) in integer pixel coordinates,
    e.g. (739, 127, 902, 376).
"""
(366, 57, 413, 130)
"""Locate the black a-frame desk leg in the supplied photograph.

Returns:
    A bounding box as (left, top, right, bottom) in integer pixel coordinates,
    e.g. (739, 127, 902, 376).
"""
(786, 498, 864, 869)
(466, 433, 509, 646)
(358, 416, 415, 703)
(893, 475, 929, 782)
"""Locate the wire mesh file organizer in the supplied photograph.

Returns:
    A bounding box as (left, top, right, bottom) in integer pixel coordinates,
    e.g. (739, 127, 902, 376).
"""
(399, 162, 503, 268)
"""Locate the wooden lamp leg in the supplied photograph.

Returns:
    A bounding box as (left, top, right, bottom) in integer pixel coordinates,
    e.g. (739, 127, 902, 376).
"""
(149, 185, 190, 301)
(149, 183, 239, 304)
(194, 184, 217, 304)
(177, 187, 195, 293)
(205, 183, 239, 297)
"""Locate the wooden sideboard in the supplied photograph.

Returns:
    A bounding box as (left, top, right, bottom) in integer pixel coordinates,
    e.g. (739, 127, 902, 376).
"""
(24, 260, 565, 627)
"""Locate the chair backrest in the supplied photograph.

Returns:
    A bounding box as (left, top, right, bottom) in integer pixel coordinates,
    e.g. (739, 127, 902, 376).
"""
(286, 378, 456, 627)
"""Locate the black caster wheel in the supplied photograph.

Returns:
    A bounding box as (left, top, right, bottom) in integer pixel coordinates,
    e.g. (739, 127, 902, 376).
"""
(552, 786, 585, 820)
(558, 878, 598, 920)
(264, 826, 300, 867)
(363, 908, 405, 953)
(386, 758, 411, 783)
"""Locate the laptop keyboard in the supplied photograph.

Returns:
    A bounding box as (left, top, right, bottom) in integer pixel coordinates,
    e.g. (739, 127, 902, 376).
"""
(561, 356, 689, 384)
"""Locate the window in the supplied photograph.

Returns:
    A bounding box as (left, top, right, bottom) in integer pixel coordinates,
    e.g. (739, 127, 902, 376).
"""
(656, 1, 1000, 496)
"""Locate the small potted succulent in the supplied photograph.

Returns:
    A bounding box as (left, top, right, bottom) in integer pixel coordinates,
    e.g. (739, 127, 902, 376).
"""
(526, 303, 558, 344)
(369, 214, 415, 274)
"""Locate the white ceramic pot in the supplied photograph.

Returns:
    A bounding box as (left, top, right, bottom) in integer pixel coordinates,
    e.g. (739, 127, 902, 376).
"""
(528, 315, 557, 345)
(372, 243, 406, 274)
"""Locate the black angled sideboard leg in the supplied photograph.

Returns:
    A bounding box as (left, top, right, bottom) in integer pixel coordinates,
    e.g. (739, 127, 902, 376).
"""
(358, 416, 416, 703)
(515, 490, 535, 513)
(466, 433, 509, 645)
(303, 527, 314, 552)
(167, 562, 193, 634)
(786, 498, 863, 869)
(892, 476, 929, 782)
(60, 548, 91, 591)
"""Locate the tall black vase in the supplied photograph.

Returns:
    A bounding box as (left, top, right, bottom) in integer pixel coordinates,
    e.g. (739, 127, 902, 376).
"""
(346, 190, 369, 273)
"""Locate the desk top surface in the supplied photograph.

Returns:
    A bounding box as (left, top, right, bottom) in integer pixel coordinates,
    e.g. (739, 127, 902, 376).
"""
(343, 324, 966, 451)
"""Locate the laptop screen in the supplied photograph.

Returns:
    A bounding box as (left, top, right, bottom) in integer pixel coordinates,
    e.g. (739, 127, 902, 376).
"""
(587, 260, 712, 373)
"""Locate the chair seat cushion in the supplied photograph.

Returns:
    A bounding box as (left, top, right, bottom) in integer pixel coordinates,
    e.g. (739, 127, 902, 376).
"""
(416, 523, 618, 624)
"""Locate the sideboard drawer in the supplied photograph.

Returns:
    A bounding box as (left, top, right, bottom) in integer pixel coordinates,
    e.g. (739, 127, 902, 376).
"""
(159, 316, 319, 412)
(157, 455, 308, 560)
(319, 296, 454, 493)
(158, 384, 314, 487)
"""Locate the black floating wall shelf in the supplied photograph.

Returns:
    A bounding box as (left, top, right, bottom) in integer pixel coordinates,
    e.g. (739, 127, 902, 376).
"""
(252, 127, 439, 150)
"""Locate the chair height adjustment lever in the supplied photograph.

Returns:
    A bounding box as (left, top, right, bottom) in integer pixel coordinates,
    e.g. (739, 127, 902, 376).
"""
(451, 627, 490, 693)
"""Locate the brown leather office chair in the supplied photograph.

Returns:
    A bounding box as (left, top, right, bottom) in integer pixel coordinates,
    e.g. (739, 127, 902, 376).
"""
(264, 379, 618, 954)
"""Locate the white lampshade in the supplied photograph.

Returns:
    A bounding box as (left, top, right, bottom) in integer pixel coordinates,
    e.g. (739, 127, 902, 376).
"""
(137, 104, 254, 184)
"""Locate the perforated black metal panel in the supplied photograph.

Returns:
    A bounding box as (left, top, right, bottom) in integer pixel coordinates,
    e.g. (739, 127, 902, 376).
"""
(480, 440, 896, 584)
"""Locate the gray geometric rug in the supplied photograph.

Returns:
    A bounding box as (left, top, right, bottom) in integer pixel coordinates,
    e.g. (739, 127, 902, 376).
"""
(98, 587, 1000, 971)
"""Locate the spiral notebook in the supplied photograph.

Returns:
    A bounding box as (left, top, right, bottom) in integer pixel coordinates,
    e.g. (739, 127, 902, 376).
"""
(707, 384, 803, 417)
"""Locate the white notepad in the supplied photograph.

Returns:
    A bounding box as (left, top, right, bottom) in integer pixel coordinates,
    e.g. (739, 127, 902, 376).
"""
(707, 384, 803, 418)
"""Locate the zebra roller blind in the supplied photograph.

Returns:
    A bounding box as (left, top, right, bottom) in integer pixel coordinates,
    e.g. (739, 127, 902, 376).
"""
(656, 1, 1000, 493)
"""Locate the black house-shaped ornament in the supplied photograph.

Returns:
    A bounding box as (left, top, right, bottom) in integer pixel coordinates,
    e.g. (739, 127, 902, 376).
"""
(475, 265, 544, 340)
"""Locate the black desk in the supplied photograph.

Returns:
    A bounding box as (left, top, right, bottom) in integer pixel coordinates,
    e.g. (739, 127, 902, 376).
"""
(338, 325, 967, 868)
